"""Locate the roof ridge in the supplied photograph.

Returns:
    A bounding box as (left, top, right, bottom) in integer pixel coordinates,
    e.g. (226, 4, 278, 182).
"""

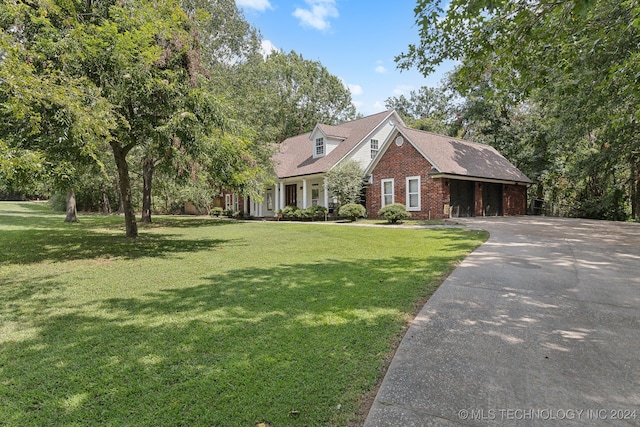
(317, 109, 394, 128)
(402, 126, 496, 149)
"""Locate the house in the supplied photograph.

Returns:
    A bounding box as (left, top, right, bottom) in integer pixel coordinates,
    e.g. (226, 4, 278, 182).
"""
(228, 110, 532, 219)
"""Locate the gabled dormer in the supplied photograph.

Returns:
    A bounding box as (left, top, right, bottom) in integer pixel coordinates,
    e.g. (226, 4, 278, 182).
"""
(309, 124, 349, 159)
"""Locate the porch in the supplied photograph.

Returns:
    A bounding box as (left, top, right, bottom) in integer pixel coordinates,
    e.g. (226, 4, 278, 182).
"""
(244, 174, 334, 218)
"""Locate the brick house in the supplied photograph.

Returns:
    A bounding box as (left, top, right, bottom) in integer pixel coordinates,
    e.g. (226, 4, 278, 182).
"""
(365, 126, 532, 219)
(228, 110, 531, 218)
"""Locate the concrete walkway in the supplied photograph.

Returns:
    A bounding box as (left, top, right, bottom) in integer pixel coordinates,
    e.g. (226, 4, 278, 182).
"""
(364, 217, 640, 426)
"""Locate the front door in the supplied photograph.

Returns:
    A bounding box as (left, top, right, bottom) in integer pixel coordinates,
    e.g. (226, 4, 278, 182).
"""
(285, 184, 297, 207)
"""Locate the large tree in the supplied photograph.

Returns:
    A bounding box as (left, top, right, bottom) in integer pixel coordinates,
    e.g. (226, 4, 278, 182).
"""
(385, 85, 458, 135)
(0, 1, 115, 217)
(220, 50, 357, 143)
(1, 0, 270, 235)
(399, 0, 640, 220)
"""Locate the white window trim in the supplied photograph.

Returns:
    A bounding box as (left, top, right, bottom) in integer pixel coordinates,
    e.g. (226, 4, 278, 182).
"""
(406, 176, 421, 211)
(381, 178, 394, 207)
(266, 192, 273, 211)
(370, 139, 379, 159)
(315, 137, 324, 157)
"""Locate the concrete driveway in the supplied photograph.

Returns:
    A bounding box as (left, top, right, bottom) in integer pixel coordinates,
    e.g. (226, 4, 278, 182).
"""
(364, 217, 640, 426)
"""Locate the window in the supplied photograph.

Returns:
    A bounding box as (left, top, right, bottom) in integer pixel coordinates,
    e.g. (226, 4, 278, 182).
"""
(370, 139, 379, 159)
(266, 192, 273, 211)
(225, 194, 231, 211)
(381, 179, 394, 207)
(406, 176, 421, 211)
(311, 188, 320, 206)
(315, 137, 324, 156)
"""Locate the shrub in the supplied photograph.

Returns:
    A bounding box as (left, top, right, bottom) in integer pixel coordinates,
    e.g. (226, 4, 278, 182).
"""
(281, 205, 300, 220)
(304, 205, 328, 221)
(378, 203, 411, 224)
(339, 203, 366, 222)
(211, 207, 224, 217)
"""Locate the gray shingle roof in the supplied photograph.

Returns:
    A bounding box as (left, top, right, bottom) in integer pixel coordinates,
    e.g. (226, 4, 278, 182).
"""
(273, 110, 393, 178)
(273, 110, 532, 184)
(401, 127, 532, 184)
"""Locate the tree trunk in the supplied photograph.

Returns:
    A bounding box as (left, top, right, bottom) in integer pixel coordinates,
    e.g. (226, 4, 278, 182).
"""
(101, 183, 112, 214)
(141, 157, 155, 223)
(64, 190, 79, 222)
(102, 192, 111, 214)
(111, 141, 138, 238)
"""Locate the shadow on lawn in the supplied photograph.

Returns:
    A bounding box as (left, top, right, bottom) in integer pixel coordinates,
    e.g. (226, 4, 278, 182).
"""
(0, 227, 236, 265)
(0, 255, 462, 427)
(0, 209, 240, 265)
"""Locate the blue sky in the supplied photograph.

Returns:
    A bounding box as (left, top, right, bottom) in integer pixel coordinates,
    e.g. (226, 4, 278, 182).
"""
(235, 0, 455, 117)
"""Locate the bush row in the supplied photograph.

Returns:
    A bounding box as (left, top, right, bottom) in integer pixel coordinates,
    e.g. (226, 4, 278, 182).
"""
(279, 205, 328, 221)
(275, 203, 411, 223)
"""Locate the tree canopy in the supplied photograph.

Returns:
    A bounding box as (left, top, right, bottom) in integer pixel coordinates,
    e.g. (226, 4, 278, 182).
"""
(399, 0, 640, 220)
(1, 0, 357, 235)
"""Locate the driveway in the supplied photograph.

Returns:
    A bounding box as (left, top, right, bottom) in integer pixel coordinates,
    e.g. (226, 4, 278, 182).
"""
(364, 217, 640, 426)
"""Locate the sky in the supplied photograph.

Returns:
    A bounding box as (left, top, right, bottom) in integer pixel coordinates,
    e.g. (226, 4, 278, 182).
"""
(235, 0, 455, 117)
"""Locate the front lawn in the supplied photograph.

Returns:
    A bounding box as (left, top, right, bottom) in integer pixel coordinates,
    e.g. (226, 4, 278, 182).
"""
(0, 202, 487, 426)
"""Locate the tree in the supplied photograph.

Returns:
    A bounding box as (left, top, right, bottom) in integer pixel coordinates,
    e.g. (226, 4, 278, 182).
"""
(0, 1, 115, 216)
(1, 0, 269, 235)
(0, 141, 45, 200)
(326, 160, 364, 206)
(399, 0, 640, 220)
(385, 85, 458, 135)
(221, 50, 357, 143)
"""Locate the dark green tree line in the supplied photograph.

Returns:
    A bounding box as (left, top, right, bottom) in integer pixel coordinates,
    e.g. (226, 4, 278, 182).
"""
(398, 0, 640, 220)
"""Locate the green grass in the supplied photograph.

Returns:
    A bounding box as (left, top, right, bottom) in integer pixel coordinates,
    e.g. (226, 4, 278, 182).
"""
(0, 201, 487, 426)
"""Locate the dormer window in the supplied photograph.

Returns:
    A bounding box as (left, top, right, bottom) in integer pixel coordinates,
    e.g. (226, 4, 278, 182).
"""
(315, 137, 325, 156)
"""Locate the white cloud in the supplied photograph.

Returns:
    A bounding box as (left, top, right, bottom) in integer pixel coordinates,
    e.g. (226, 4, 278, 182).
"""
(393, 85, 413, 96)
(348, 84, 363, 96)
(373, 101, 386, 111)
(293, 0, 339, 31)
(236, 0, 272, 11)
(375, 65, 387, 74)
(260, 40, 279, 58)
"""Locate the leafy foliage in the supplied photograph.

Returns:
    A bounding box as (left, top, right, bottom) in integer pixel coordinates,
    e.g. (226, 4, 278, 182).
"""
(400, 0, 640, 220)
(338, 203, 366, 222)
(385, 86, 459, 136)
(378, 203, 412, 224)
(216, 50, 357, 143)
(0, 0, 276, 235)
(326, 160, 365, 206)
(279, 205, 328, 221)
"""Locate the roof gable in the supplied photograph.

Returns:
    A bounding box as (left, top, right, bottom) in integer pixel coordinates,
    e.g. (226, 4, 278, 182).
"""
(366, 126, 532, 184)
(273, 110, 397, 179)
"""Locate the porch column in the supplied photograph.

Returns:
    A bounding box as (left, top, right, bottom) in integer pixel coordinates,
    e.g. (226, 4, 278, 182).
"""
(302, 179, 308, 209)
(323, 177, 329, 208)
(280, 181, 285, 209)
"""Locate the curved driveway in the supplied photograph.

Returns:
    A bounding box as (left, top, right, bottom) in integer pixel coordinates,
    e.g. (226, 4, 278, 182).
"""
(364, 217, 640, 426)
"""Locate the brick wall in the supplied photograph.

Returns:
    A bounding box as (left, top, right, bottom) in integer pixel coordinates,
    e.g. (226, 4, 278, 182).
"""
(366, 136, 450, 220)
(365, 133, 529, 218)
